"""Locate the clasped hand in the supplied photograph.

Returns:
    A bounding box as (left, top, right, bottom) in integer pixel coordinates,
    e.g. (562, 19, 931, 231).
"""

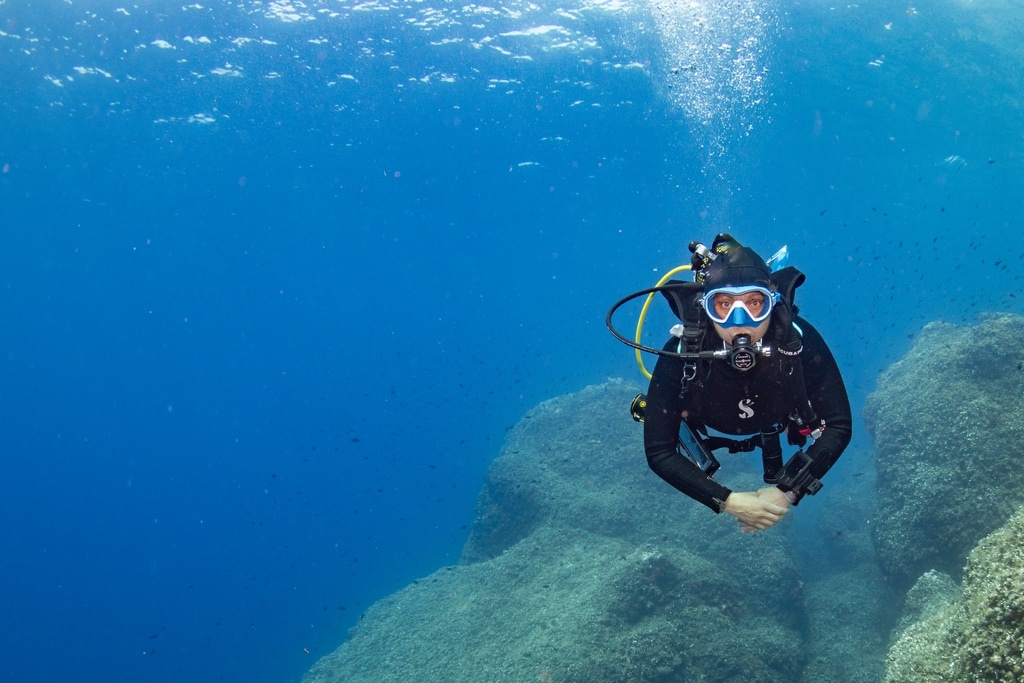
(724, 487, 791, 532)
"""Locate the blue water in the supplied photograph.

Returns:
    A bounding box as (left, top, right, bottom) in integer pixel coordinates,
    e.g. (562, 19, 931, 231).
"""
(2, 0, 1023, 681)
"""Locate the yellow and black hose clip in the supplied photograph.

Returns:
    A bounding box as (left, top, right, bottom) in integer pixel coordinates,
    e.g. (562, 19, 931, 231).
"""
(630, 393, 648, 423)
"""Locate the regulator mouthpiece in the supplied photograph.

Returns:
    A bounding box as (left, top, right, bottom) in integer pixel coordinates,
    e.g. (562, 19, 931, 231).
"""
(724, 334, 767, 371)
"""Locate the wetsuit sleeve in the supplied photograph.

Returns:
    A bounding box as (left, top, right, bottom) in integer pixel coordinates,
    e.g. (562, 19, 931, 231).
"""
(797, 317, 853, 481)
(643, 339, 733, 513)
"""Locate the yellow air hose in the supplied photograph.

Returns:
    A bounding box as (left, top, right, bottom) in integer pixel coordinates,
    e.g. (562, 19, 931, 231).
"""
(634, 264, 692, 380)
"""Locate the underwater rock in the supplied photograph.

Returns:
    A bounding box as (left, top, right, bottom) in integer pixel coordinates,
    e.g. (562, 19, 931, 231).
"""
(303, 527, 803, 683)
(791, 460, 895, 683)
(303, 380, 810, 683)
(798, 561, 891, 683)
(459, 380, 651, 563)
(891, 568, 960, 639)
(865, 313, 1024, 588)
(883, 505, 1024, 682)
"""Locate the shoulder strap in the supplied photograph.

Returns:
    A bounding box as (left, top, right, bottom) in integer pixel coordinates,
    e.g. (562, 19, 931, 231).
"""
(659, 280, 706, 401)
(769, 266, 806, 315)
(659, 280, 704, 324)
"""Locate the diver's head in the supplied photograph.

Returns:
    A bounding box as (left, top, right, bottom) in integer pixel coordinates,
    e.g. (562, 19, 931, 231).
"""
(695, 235, 778, 345)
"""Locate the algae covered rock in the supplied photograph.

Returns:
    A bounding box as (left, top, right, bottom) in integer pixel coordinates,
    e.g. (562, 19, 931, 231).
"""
(865, 313, 1024, 587)
(892, 568, 960, 638)
(798, 561, 892, 683)
(460, 380, 651, 563)
(884, 506, 1024, 682)
(304, 380, 809, 683)
(304, 527, 803, 683)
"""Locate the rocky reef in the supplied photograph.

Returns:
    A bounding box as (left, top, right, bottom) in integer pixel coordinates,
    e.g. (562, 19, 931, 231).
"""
(303, 379, 889, 683)
(297, 313, 1024, 682)
(884, 505, 1024, 682)
(866, 313, 1024, 588)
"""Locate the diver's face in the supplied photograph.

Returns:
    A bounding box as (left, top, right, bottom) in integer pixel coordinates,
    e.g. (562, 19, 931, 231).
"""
(713, 318, 770, 345)
(702, 287, 775, 346)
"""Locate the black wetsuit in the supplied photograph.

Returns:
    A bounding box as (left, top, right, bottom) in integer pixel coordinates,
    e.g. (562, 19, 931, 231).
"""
(643, 315, 852, 512)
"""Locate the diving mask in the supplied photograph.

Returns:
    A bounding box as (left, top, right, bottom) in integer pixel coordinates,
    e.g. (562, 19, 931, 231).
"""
(702, 286, 779, 328)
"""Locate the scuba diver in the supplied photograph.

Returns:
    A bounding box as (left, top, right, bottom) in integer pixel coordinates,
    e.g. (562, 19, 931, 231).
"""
(606, 234, 852, 531)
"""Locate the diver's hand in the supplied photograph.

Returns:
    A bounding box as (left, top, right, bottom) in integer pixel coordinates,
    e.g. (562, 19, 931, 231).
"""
(724, 491, 789, 531)
(756, 486, 793, 508)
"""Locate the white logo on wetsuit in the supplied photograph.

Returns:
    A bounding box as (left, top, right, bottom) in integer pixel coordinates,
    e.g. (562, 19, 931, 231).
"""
(738, 399, 755, 419)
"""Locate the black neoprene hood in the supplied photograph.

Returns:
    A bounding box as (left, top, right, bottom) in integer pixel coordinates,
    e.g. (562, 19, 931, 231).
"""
(703, 246, 772, 290)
